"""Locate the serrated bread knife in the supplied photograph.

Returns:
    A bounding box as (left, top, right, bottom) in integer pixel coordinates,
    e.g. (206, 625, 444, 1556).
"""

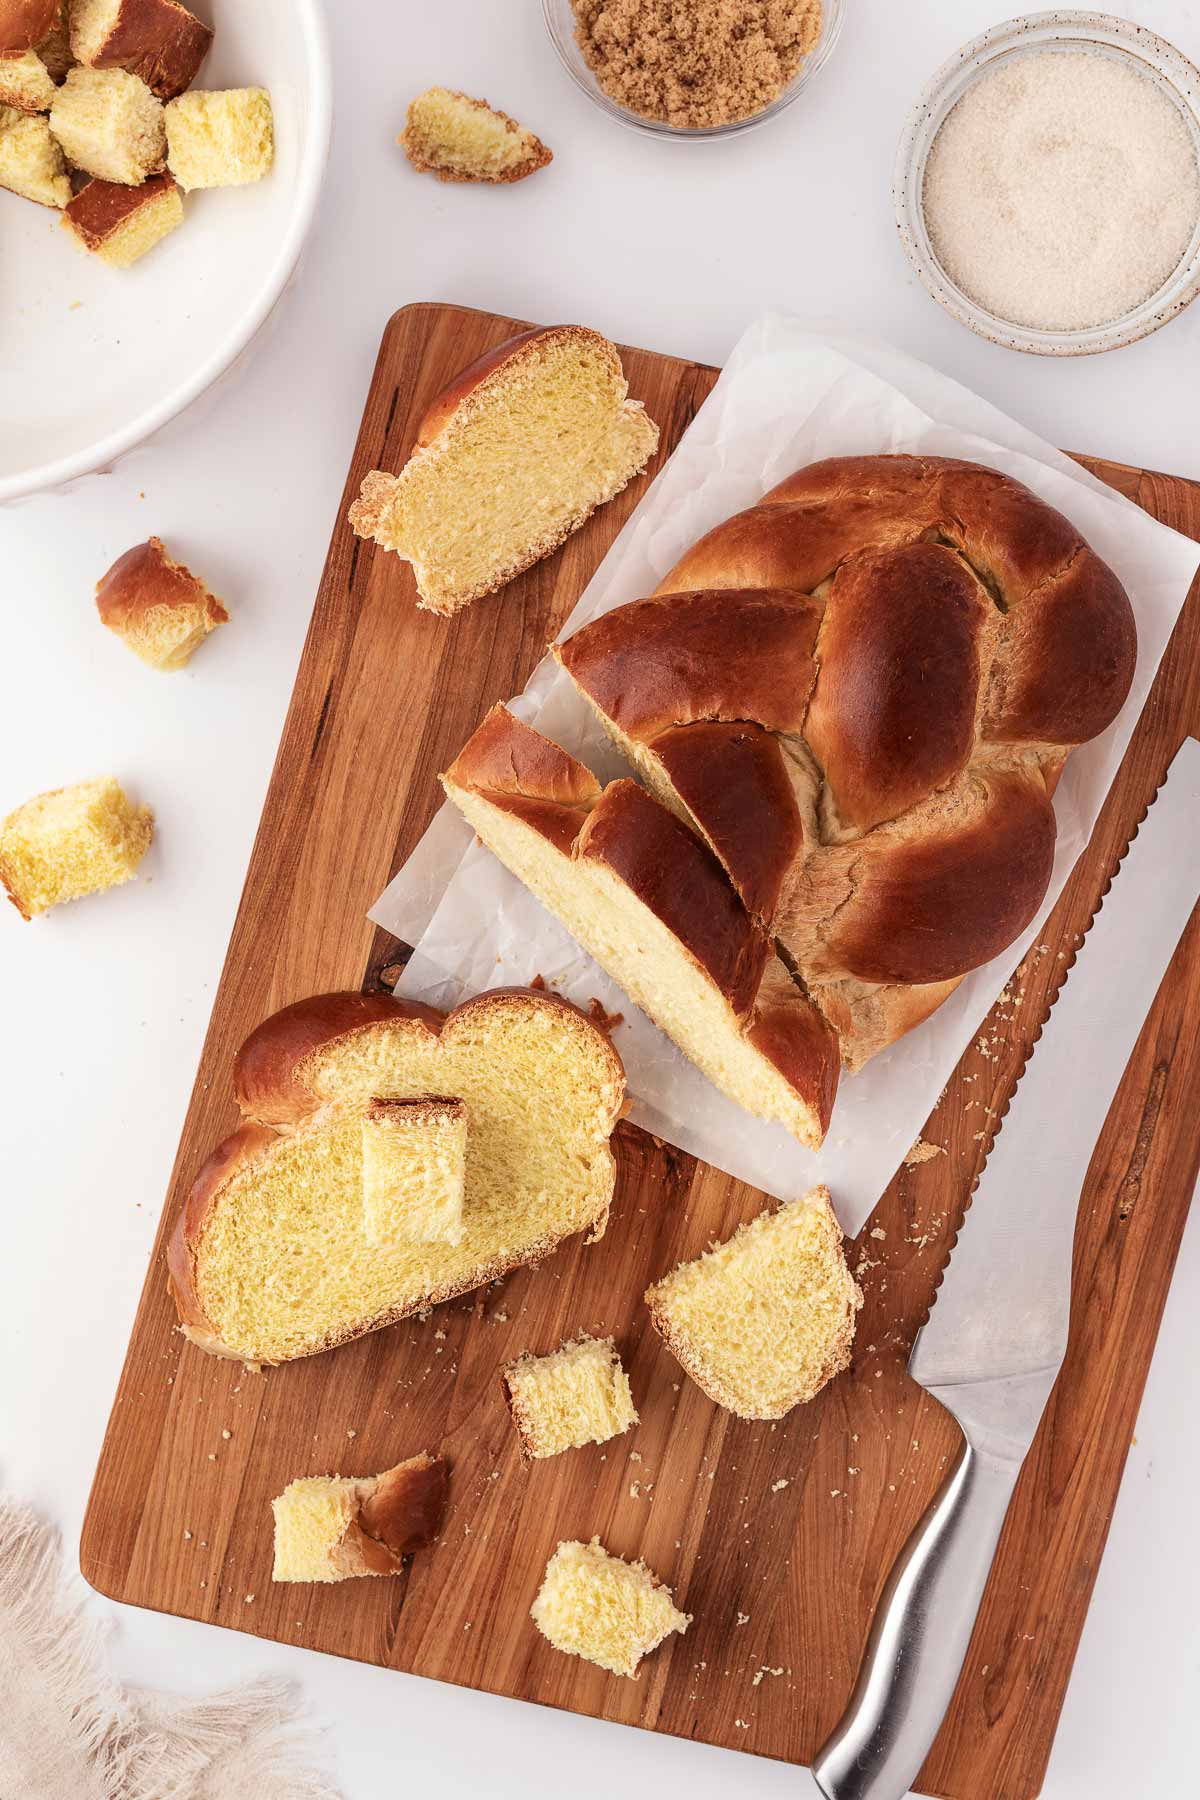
(812, 736, 1200, 1800)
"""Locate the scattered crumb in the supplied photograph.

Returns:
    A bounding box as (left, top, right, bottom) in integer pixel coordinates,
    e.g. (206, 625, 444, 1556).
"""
(904, 1137, 944, 1166)
(243, 1593, 255, 1604)
(182, 1529, 192, 1541)
(736, 1612, 750, 1626)
(221, 1429, 231, 1440)
(346, 1428, 357, 1439)
(771, 1478, 789, 1492)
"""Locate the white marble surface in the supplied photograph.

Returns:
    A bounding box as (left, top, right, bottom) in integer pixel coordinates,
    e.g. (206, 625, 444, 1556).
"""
(1, 2, 1198, 1795)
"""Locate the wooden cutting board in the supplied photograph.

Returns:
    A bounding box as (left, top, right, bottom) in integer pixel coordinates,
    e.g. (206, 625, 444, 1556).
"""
(82, 303, 1200, 1800)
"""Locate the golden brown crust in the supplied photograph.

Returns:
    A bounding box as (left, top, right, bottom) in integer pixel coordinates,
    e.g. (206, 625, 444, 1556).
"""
(74, 0, 211, 99)
(233, 991, 446, 1127)
(444, 702, 602, 809)
(95, 536, 227, 638)
(63, 170, 176, 247)
(0, 0, 58, 55)
(557, 452, 1135, 1073)
(358, 1452, 449, 1557)
(401, 88, 552, 185)
(578, 778, 771, 1021)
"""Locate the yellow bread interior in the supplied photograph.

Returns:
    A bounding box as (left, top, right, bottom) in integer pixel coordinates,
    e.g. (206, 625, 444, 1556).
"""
(0, 776, 153, 918)
(271, 1477, 362, 1583)
(645, 1185, 862, 1420)
(361, 1097, 467, 1247)
(531, 1537, 689, 1678)
(403, 86, 544, 179)
(505, 1334, 637, 1459)
(443, 774, 823, 1144)
(350, 333, 658, 614)
(49, 65, 164, 183)
(190, 1002, 622, 1364)
(0, 101, 70, 204)
(165, 86, 273, 190)
(0, 49, 56, 111)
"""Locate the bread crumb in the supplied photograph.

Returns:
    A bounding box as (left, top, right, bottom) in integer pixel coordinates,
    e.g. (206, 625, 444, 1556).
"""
(736, 1612, 750, 1626)
(770, 1478, 789, 1492)
(244, 1593, 255, 1604)
(221, 1429, 231, 1440)
(904, 1138, 944, 1166)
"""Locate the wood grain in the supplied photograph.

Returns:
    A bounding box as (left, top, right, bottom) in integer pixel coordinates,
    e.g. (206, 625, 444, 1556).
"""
(81, 305, 1200, 1800)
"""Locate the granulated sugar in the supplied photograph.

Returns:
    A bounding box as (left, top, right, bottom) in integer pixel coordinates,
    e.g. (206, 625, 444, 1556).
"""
(922, 50, 1200, 332)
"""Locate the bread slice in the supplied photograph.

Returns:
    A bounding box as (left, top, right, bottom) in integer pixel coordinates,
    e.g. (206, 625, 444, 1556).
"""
(504, 1334, 637, 1459)
(442, 705, 839, 1146)
(645, 1186, 861, 1419)
(401, 87, 551, 184)
(272, 1452, 448, 1582)
(50, 63, 163, 182)
(531, 1538, 689, 1677)
(168, 988, 625, 1364)
(70, 0, 211, 100)
(63, 170, 181, 264)
(0, 0, 59, 56)
(348, 326, 659, 616)
(0, 775, 152, 919)
(361, 1094, 467, 1248)
(96, 537, 228, 665)
(0, 96, 67, 199)
(0, 46, 54, 109)
(165, 86, 273, 190)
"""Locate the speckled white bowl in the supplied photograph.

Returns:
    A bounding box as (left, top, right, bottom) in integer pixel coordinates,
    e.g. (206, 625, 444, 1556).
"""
(0, 0, 331, 502)
(895, 11, 1200, 356)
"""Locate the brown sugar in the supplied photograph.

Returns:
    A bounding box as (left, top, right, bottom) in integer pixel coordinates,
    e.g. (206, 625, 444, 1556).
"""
(572, 0, 822, 129)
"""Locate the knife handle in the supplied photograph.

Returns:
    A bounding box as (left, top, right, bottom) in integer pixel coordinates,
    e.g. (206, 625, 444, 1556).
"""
(811, 1432, 1018, 1800)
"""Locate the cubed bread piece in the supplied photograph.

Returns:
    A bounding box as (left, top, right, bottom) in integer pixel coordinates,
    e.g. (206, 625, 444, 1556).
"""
(70, 0, 210, 100)
(349, 326, 659, 615)
(96, 536, 228, 666)
(50, 63, 163, 182)
(0, 0, 58, 55)
(0, 46, 54, 109)
(0, 97, 66, 201)
(531, 1538, 689, 1677)
(272, 1452, 448, 1583)
(401, 87, 552, 184)
(361, 1095, 467, 1247)
(504, 1335, 638, 1460)
(0, 775, 153, 919)
(645, 1186, 862, 1420)
(165, 86, 273, 190)
(63, 169, 181, 264)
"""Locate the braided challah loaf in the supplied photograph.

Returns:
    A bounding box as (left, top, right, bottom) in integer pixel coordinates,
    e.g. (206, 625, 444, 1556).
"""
(446, 455, 1136, 1143)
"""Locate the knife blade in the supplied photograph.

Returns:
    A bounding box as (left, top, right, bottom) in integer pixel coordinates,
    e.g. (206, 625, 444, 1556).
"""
(813, 735, 1200, 1800)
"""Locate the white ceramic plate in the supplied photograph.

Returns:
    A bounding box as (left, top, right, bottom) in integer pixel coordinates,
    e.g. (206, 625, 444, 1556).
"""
(0, 0, 331, 502)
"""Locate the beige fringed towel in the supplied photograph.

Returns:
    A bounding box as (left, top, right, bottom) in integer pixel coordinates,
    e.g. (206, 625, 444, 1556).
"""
(0, 1499, 343, 1800)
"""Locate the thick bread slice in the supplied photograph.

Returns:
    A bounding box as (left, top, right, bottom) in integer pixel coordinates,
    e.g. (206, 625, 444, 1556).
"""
(169, 987, 625, 1364)
(348, 326, 659, 616)
(645, 1185, 861, 1419)
(442, 705, 839, 1147)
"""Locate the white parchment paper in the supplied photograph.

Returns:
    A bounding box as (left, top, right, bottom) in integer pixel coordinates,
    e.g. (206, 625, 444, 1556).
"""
(370, 313, 1200, 1235)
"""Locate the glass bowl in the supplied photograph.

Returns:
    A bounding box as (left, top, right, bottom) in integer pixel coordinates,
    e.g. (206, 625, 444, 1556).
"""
(894, 11, 1200, 356)
(542, 0, 844, 140)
